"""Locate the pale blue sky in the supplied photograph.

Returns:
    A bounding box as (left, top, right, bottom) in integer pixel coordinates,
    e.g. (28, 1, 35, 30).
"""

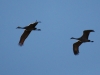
(0, 0, 100, 75)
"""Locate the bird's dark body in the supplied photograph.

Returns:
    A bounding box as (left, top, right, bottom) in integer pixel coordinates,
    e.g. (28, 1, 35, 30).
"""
(77, 37, 91, 42)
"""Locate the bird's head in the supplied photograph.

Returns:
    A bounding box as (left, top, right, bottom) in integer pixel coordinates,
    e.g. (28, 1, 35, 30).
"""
(16, 26, 21, 29)
(70, 37, 75, 39)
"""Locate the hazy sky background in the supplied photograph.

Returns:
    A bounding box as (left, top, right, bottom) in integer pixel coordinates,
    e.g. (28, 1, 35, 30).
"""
(0, 0, 100, 75)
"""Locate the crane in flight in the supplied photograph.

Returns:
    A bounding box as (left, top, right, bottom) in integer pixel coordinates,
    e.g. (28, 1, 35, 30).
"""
(16, 20, 41, 46)
(70, 30, 95, 55)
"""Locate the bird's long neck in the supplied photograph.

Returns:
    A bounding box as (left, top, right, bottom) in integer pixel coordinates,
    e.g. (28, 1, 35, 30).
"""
(16, 26, 25, 29)
(71, 37, 78, 40)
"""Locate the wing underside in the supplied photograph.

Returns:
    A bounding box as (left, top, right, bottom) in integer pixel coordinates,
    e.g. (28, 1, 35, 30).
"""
(73, 41, 83, 55)
(19, 30, 31, 46)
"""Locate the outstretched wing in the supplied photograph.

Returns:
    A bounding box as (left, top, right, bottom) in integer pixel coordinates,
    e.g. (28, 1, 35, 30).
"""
(81, 30, 94, 39)
(73, 41, 83, 55)
(19, 30, 31, 46)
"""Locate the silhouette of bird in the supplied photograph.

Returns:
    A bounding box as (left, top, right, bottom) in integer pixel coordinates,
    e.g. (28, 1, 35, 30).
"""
(16, 20, 41, 46)
(70, 30, 94, 55)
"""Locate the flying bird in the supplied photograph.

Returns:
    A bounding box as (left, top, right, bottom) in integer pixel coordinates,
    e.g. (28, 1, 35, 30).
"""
(70, 30, 94, 55)
(16, 20, 41, 46)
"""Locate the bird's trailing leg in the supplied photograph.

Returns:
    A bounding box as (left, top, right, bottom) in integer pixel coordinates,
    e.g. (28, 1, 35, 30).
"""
(33, 28, 41, 31)
(35, 29, 41, 31)
(90, 40, 94, 42)
(88, 40, 94, 42)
